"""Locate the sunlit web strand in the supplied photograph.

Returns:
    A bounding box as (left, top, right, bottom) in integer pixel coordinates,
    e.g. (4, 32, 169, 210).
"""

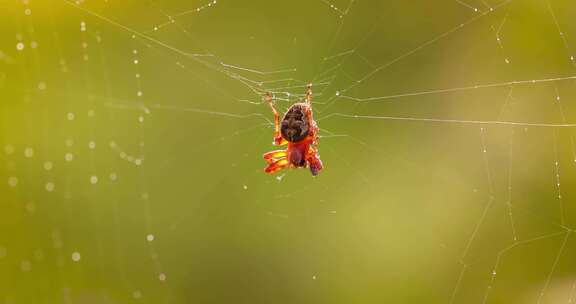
(480, 0, 493, 10)
(319, 127, 370, 147)
(144, 43, 243, 106)
(146, 0, 216, 60)
(319, 0, 514, 111)
(131, 45, 171, 293)
(145, 0, 290, 104)
(318, 113, 576, 128)
(313, 17, 380, 94)
(336, 75, 576, 102)
(537, 231, 571, 304)
(171, 0, 217, 17)
(220, 62, 297, 75)
(151, 104, 271, 123)
(312, 0, 356, 85)
(340, 0, 513, 92)
(487, 10, 511, 64)
(455, 0, 483, 13)
(124, 34, 265, 106)
(104, 101, 273, 125)
(131, 27, 322, 106)
(505, 129, 518, 241)
(89, 25, 158, 299)
(450, 128, 496, 303)
(450, 198, 494, 303)
(480, 128, 495, 195)
(227, 76, 308, 87)
(482, 230, 569, 303)
(545, 0, 576, 65)
(76, 17, 111, 290)
(322, 49, 356, 61)
(62, 0, 214, 60)
(263, 82, 331, 92)
(146, 0, 218, 33)
(63, 0, 271, 98)
(318, 0, 350, 17)
(553, 79, 576, 163)
(496, 85, 514, 120)
(552, 131, 565, 226)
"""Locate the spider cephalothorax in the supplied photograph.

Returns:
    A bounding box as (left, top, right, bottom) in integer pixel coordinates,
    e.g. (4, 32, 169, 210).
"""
(262, 84, 323, 176)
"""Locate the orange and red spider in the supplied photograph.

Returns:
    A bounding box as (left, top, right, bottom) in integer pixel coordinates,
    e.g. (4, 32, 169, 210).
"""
(263, 83, 323, 176)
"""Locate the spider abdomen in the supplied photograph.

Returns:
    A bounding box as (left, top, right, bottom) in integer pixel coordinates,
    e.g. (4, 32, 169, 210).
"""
(280, 103, 310, 142)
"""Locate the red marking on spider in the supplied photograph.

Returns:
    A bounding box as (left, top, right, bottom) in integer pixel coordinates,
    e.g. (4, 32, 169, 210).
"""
(263, 83, 323, 176)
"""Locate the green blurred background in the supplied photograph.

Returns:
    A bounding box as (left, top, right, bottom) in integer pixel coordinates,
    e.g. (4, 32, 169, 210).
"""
(2, 0, 576, 303)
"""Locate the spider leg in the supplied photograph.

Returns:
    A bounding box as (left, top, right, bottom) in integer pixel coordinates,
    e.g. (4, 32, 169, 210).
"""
(264, 157, 290, 174)
(307, 154, 323, 176)
(265, 92, 287, 146)
(263, 150, 287, 164)
(306, 146, 323, 176)
(305, 83, 312, 105)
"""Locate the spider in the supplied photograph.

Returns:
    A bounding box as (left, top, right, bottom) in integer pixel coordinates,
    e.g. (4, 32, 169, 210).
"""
(263, 83, 323, 176)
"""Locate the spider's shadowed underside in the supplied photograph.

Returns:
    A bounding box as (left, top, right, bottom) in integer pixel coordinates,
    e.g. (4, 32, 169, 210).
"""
(263, 84, 323, 176)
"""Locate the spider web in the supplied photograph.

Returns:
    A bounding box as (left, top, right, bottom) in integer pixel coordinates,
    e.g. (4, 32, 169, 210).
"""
(1, 0, 576, 303)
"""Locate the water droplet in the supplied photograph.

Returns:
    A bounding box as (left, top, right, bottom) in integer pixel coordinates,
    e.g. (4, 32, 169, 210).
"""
(24, 147, 34, 158)
(4, 144, 14, 155)
(20, 260, 31, 272)
(65, 153, 74, 162)
(71, 251, 81, 262)
(8, 177, 18, 188)
(132, 290, 142, 299)
(43, 161, 53, 171)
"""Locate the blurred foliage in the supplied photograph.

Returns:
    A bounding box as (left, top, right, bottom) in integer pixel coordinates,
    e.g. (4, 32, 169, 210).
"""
(1, 0, 576, 303)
